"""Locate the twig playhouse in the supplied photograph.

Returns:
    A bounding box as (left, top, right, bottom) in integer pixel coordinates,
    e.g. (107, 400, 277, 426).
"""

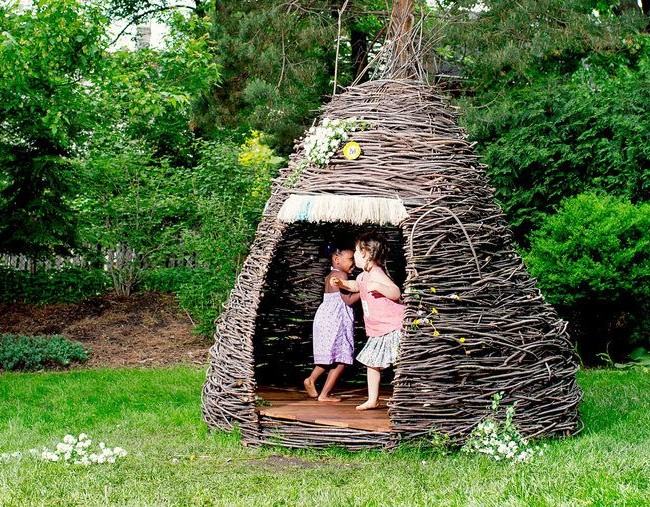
(201, 77, 582, 449)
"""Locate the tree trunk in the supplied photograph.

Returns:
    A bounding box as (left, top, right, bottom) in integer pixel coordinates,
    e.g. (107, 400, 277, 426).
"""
(388, 0, 418, 79)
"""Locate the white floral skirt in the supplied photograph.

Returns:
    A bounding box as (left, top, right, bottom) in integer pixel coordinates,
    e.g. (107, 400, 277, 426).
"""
(356, 329, 401, 369)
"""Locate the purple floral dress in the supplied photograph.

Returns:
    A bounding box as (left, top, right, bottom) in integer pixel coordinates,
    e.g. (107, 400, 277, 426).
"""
(312, 292, 354, 365)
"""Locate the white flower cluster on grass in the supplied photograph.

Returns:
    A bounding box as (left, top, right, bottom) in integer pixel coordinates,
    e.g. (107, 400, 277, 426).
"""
(302, 117, 368, 167)
(461, 392, 544, 463)
(0, 451, 25, 462)
(1, 434, 127, 466)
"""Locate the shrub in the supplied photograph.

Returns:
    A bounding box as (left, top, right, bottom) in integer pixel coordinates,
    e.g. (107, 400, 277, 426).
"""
(0, 334, 90, 371)
(461, 37, 650, 242)
(140, 267, 196, 294)
(172, 132, 282, 336)
(524, 192, 650, 361)
(0, 267, 110, 304)
(175, 269, 235, 337)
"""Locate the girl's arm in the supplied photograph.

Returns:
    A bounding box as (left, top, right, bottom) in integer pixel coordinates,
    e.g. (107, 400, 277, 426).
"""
(330, 276, 359, 293)
(340, 290, 360, 306)
(332, 271, 360, 306)
(367, 271, 401, 301)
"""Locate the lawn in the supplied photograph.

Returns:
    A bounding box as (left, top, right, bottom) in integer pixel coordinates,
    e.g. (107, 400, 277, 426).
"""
(1, 366, 649, 506)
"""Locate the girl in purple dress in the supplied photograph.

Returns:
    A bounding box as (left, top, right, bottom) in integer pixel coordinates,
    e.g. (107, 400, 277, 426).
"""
(304, 244, 360, 402)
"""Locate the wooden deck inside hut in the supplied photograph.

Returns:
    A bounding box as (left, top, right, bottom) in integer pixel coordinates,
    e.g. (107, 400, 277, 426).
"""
(256, 386, 392, 433)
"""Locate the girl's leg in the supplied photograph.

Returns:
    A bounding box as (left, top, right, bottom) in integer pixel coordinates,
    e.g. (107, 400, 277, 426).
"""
(356, 366, 381, 410)
(304, 366, 325, 398)
(318, 363, 345, 402)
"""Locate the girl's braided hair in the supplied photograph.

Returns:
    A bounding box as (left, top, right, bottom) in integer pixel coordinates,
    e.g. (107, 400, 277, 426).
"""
(356, 231, 389, 267)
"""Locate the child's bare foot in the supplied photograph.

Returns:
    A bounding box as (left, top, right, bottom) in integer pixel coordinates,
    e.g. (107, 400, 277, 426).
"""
(318, 395, 342, 403)
(355, 400, 380, 411)
(303, 378, 318, 398)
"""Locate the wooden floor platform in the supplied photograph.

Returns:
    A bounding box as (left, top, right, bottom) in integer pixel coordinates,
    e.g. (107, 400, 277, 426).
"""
(256, 386, 392, 433)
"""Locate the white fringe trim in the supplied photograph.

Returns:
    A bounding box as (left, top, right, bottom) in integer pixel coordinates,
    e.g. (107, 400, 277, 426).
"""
(277, 194, 409, 225)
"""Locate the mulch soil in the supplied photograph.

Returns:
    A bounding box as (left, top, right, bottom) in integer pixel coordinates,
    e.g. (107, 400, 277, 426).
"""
(0, 292, 212, 368)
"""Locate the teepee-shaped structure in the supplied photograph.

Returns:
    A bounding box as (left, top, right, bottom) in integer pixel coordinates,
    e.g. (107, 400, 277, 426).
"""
(202, 2, 581, 450)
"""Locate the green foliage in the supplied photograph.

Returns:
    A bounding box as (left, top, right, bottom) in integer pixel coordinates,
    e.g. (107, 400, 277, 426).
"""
(0, 267, 110, 304)
(140, 267, 196, 294)
(460, 34, 650, 239)
(199, 2, 339, 151)
(71, 13, 221, 296)
(435, 0, 647, 92)
(0, 334, 89, 371)
(524, 192, 650, 358)
(175, 133, 282, 335)
(525, 192, 650, 305)
(0, 0, 110, 259)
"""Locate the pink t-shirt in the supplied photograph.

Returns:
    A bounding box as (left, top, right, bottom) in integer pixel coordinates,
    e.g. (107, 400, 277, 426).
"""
(357, 266, 405, 337)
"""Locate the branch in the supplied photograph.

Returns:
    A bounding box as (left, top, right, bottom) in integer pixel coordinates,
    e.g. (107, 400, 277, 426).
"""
(276, 30, 287, 90)
(333, 0, 351, 95)
(109, 4, 196, 46)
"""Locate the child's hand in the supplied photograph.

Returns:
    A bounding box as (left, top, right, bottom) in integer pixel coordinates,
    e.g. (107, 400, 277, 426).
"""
(330, 276, 342, 287)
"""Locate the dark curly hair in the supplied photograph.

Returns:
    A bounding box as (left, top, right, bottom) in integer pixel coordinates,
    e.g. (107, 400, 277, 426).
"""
(325, 240, 354, 259)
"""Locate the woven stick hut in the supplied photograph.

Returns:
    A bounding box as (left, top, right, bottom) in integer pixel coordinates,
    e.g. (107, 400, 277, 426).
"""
(202, 2, 581, 450)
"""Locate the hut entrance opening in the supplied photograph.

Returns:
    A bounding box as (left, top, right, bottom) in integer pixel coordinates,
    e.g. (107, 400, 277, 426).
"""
(252, 221, 406, 432)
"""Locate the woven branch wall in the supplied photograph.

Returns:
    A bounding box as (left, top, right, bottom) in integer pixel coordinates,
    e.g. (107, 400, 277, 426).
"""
(202, 79, 582, 449)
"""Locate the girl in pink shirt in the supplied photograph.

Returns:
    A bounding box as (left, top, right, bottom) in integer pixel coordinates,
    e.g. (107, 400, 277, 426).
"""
(331, 232, 405, 411)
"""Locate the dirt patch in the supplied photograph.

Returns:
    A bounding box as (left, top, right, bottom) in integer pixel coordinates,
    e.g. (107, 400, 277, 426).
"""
(0, 292, 212, 368)
(253, 455, 325, 470)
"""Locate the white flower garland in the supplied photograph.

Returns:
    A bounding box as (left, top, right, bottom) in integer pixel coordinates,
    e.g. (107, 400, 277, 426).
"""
(302, 117, 369, 168)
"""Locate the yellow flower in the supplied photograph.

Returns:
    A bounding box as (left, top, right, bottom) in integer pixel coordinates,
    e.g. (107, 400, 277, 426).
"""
(430, 287, 436, 293)
(413, 319, 421, 326)
(432, 308, 438, 314)
(459, 337, 466, 344)
(433, 330, 440, 337)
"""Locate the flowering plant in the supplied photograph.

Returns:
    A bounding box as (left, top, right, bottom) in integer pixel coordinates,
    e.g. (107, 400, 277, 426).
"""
(461, 392, 544, 463)
(41, 433, 127, 465)
(1, 434, 127, 466)
(408, 287, 438, 330)
(302, 117, 369, 168)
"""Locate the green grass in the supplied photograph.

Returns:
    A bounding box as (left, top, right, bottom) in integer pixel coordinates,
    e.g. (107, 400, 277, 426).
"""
(1, 367, 649, 506)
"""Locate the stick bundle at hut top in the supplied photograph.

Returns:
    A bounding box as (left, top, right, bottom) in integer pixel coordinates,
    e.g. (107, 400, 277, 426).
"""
(201, 76, 582, 449)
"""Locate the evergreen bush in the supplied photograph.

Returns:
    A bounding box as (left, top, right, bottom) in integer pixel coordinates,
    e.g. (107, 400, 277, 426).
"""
(0, 334, 90, 371)
(140, 267, 196, 294)
(461, 35, 650, 242)
(524, 192, 650, 362)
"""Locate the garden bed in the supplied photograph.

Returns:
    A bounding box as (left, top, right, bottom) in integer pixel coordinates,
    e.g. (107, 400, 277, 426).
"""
(0, 292, 211, 368)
